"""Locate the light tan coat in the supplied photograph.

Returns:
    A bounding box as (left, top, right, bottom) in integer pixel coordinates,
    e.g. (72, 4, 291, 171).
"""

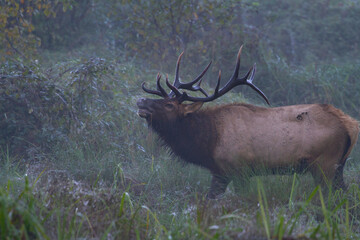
(213, 103, 359, 183)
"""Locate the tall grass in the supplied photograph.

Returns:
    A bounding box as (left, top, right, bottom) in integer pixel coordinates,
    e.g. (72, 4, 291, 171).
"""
(1, 50, 359, 239)
(256, 177, 360, 240)
(0, 176, 48, 240)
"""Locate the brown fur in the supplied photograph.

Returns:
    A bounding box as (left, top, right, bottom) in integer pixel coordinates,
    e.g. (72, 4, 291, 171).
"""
(137, 98, 359, 198)
(319, 104, 359, 164)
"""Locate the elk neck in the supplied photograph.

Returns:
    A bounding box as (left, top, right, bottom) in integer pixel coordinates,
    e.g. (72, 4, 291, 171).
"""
(150, 109, 219, 171)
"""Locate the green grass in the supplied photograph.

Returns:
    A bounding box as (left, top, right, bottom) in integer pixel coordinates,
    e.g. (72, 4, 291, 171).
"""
(0, 176, 48, 239)
(1, 51, 360, 239)
(1, 142, 360, 239)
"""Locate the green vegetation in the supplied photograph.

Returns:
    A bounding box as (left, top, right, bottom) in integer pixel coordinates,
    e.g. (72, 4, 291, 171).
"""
(1, 0, 360, 239)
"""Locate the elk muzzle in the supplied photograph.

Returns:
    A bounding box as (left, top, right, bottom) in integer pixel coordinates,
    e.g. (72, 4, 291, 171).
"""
(137, 98, 152, 119)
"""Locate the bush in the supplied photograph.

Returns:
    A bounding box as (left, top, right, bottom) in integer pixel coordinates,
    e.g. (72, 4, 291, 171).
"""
(0, 57, 117, 159)
(0, 60, 66, 158)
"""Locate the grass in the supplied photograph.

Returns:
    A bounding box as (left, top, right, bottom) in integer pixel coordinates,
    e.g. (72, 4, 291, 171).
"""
(1, 52, 360, 239)
(0, 175, 48, 239)
(1, 142, 360, 239)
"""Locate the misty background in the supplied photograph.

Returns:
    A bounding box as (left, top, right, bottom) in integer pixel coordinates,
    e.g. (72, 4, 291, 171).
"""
(2, 0, 359, 157)
(1, 0, 360, 239)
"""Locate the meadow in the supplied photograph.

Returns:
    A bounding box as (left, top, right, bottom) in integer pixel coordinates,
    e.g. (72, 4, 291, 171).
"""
(1, 1, 360, 239)
(1, 53, 360, 239)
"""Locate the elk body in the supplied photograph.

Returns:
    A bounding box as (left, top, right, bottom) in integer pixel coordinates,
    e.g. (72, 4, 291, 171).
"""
(137, 46, 359, 198)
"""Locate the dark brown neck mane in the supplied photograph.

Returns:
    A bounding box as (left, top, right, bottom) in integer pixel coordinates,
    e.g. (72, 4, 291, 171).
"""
(150, 110, 218, 172)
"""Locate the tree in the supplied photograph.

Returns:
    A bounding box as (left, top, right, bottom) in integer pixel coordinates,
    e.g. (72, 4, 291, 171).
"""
(0, 0, 58, 59)
(107, 0, 240, 69)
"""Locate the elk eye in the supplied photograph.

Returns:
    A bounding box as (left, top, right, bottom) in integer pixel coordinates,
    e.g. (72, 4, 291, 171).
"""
(165, 103, 175, 110)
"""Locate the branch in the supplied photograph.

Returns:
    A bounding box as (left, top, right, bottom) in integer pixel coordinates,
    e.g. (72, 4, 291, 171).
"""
(4, 34, 28, 60)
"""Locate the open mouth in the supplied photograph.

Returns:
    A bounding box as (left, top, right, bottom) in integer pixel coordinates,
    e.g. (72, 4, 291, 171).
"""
(137, 98, 152, 119)
(137, 108, 151, 119)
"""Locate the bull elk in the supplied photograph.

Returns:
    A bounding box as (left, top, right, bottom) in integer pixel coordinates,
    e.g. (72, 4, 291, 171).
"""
(137, 46, 359, 198)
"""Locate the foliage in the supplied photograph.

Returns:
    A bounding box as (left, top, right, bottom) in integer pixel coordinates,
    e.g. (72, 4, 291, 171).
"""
(0, 57, 118, 158)
(32, 0, 98, 50)
(0, 0, 59, 59)
(0, 177, 47, 240)
(0, 0, 360, 239)
(247, 0, 360, 64)
(107, 0, 241, 67)
(1, 52, 360, 238)
(261, 49, 360, 117)
(2, 0, 360, 68)
(257, 179, 360, 240)
(2, 158, 360, 239)
(0, 0, 96, 58)
(0, 60, 64, 157)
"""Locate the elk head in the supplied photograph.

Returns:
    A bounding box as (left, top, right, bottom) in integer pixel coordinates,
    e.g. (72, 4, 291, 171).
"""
(137, 46, 270, 126)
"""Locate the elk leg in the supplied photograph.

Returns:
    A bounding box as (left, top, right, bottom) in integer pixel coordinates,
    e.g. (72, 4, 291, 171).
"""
(333, 164, 346, 190)
(207, 175, 230, 199)
(311, 153, 347, 191)
(310, 164, 344, 192)
(309, 166, 330, 190)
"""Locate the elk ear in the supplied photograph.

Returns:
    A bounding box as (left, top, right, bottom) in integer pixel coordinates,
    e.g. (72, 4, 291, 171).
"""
(183, 102, 204, 116)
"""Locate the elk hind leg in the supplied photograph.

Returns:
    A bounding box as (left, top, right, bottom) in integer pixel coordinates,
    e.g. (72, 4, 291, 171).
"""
(309, 166, 333, 195)
(333, 163, 346, 190)
(333, 135, 352, 190)
(207, 175, 230, 199)
(311, 134, 350, 191)
(310, 158, 346, 192)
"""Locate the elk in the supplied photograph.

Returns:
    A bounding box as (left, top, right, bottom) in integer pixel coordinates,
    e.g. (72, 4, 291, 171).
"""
(137, 46, 359, 198)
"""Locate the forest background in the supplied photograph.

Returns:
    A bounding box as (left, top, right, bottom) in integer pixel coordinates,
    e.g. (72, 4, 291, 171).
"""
(1, 0, 360, 239)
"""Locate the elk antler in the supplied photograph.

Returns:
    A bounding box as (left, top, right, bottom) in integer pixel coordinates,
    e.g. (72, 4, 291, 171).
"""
(142, 73, 169, 98)
(141, 46, 270, 105)
(169, 52, 211, 97)
(141, 56, 211, 99)
(167, 46, 270, 105)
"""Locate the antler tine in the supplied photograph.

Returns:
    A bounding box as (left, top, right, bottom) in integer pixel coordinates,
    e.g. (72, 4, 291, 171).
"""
(178, 70, 221, 103)
(141, 46, 269, 104)
(180, 61, 212, 89)
(170, 51, 211, 97)
(142, 82, 163, 97)
(178, 46, 270, 105)
(156, 73, 169, 97)
(214, 70, 221, 95)
(140, 73, 169, 98)
(233, 45, 243, 82)
(219, 45, 243, 91)
(166, 75, 182, 98)
(181, 61, 212, 96)
(195, 79, 209, 97)
(173, 52, 184, 88)
(169, 51, 184, 97)
(243, 64, 270, 105)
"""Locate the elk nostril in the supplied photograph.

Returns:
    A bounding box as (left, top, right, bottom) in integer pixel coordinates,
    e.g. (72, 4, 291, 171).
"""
(137, 98, 147, 107)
